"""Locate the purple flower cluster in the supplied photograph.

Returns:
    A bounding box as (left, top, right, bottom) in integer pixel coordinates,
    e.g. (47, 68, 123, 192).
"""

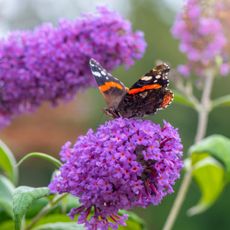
(0, 6, 146, 128)
(172, 0, 229, 77)
(49, 118, 183, 230)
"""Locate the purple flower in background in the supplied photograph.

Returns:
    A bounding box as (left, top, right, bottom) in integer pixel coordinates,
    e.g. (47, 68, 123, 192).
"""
(49, 118, 183, 230)
(0, 6, 146, 128)
(172, 0, 229, 77)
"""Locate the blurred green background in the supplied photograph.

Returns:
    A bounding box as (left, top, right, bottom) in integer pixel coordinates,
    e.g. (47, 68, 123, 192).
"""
(0, 0, 230, 229)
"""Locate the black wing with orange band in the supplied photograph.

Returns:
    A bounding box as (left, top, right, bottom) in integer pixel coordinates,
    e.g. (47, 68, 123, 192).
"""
(115, 63, 174, 118)
(89, 58, 127, 108)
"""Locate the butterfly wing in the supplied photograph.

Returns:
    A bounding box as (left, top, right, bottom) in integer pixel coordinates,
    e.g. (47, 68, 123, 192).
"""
(129, 63, 170, 92)
(116, 63, 174, 118)
(89, 58, 127, 108)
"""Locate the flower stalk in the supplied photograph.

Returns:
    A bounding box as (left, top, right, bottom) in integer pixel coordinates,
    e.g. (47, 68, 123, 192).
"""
(163, 72, 215, 230)
(195, 71, 214, 143)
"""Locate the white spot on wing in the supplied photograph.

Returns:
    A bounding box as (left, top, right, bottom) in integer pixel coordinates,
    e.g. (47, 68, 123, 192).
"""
(92, 71, 102, 78)
(164, 63, 169, 68)
(101, 70, 106, 76)
(141, 76, 152, 81)
(155, 75, 161, 79)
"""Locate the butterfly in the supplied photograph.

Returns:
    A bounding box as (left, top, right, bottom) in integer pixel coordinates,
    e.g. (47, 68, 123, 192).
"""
(89, 58, 173, 118)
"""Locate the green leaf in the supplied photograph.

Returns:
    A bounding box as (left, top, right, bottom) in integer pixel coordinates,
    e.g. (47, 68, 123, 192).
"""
(32, 211, 145, 230)
(60, 194, 80, 213)
(187, 157, 224, 216)
(212, 95, 230, 109)
(0, 140, 18, 184)
(13, 186, 50, 230)
(0, 175, 14, 217)
(17, 152, 62, 168)
(24, 194, 79, 220)
(0, 220, 14, 230)
(29, 214, 82, 230)
(0, 209, 12, 223)
(119, 210, 145, 230)
(173, 91, 195, 108)
(189, 135, 230, 179)
(31, 213, 72, 227)
(26, 198, 48, 218)
(34, 222, 84, 230)
(187, 135, 230, 215)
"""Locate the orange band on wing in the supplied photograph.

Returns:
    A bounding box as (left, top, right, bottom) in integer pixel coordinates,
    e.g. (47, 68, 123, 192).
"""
(99, 81, 123, 92)
(128, 84, 161, 95)
(161, 93, 173, 108)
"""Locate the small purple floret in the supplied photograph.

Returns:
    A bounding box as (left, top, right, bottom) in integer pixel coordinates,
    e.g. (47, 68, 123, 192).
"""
(49, 118, 183, 230)
(0, 6, 146, 128)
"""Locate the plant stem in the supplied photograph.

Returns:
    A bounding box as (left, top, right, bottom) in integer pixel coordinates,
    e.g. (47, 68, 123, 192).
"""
(194, 73, 214, 143)
(162, 169, 192, 230)
(25, 194, 67, 230)
(162, 73, 214, 230)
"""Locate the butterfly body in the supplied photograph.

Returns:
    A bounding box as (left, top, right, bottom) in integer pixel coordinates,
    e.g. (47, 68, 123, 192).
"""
(89, 59, 173, 118)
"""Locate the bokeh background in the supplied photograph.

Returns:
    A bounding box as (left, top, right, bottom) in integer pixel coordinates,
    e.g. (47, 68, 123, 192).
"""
(0, 0, 230, 229)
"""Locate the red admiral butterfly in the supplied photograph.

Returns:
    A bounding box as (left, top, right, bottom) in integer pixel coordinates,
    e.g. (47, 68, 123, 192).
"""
(89, 58, 173, 118)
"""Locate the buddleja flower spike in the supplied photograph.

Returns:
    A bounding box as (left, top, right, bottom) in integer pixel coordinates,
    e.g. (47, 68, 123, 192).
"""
(49, 118, 183, 230)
